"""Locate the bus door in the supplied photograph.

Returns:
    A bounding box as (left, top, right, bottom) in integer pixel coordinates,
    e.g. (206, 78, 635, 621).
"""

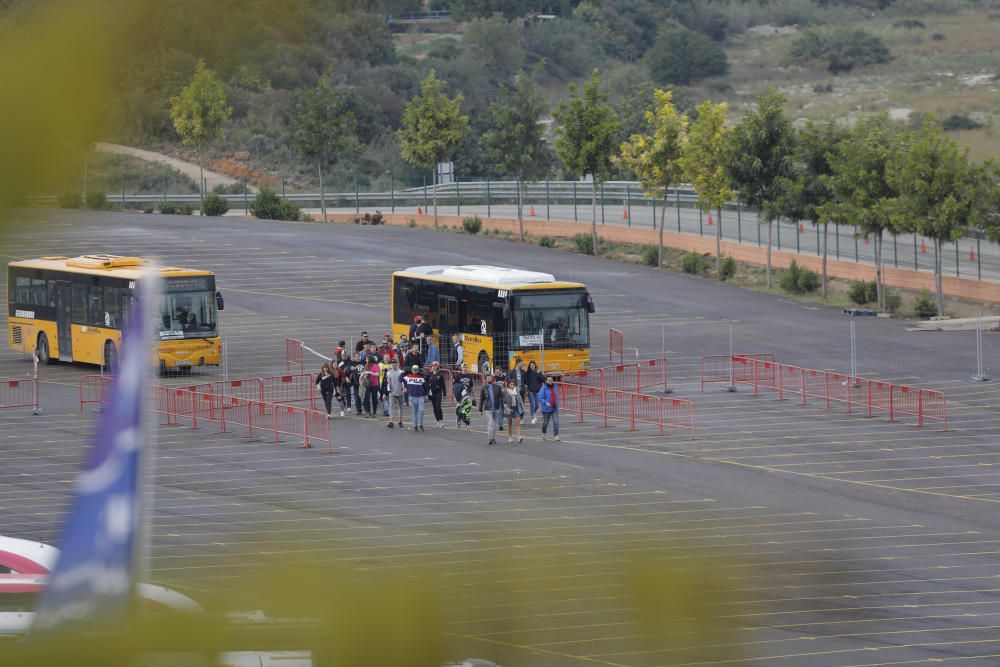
(437, 295, 458, 364)
(55, 280, 72, 360)
(492, 302, 509, 371)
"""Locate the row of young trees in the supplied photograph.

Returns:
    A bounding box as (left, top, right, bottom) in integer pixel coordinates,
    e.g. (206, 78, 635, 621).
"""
(170, 61, 999, 318)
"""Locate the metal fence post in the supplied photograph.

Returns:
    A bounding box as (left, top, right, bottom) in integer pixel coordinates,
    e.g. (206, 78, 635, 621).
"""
(390, 172, 395, 213)
(757, 221, 761, 247)
(243, 177, 249, 213)
(573, 181, 578, 221)
(625, 184, 631, 227)
(893, 234, 898, 268)
(121, 178, 126, 210)
(737, 203, 742, 243)
(777, 219, 781, 250)
(456, 178, 461, 217)
(676, 190, 681, 232)
(835, 223, 840, 259)
(955, 242, 960, 277)
(354, 175, 359, 214)
(699, 207, 703, 236)
(977, 236, 982, 280)
(914, 234, 918, 269)
(652, 196, 656, 230)
(600, 182, 605, 224)
(854, 234, 859, 262)
(795, 221, 800, 253)
(816, 225, 820, 256)
(546, 180, 551, 219)
(281, 176, 286, 200)
(486, 177, 492, 218)
(423, 174, 428, 212)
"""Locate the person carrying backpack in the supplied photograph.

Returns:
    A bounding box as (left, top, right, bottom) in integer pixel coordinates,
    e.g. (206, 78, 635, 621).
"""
(538, 375, 560, 441)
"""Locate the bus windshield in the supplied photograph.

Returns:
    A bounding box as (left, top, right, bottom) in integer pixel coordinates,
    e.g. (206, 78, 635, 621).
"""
(158, 277, 218, 339)
(512, 292, 590, 349)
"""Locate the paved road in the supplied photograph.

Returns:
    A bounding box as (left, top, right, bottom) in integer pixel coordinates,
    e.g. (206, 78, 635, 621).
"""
(2, 210, 1000, 665)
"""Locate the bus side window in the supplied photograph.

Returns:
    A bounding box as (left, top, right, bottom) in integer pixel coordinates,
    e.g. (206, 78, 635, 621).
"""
(14, 276, 31, 305)
(30, 278, 47, 307)
(72, 284, 87, 323)
(87, 285, 104, 327)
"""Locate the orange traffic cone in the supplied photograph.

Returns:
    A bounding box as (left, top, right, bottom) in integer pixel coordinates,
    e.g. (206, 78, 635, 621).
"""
(623, 208, 629, 220)
(969, 248, 976, 262)
(798, 222, 804, 233)
(707, 214, 714, 225)
(529, 206, 536, 217)
(920, 242, 927, 254)
(418, 206, 423, 215)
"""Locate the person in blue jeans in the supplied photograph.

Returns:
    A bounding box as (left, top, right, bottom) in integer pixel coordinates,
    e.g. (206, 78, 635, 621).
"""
(403, 364, 427, 431)
(538, 375, 560, 441)
(525, 360, 543, 424)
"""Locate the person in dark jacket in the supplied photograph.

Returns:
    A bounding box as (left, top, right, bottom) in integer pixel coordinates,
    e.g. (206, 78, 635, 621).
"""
(453, 362, 474, 401)
(404, 343, 424, 370)
(493, 366, 507, 430)
(479, 373, 505, 445)
(425, 360, 448, 428)
(524, 360, 544, 424)
(355, 331, 371, 353)
(345, 352, 364, 415)
(315, 362, 335, 418)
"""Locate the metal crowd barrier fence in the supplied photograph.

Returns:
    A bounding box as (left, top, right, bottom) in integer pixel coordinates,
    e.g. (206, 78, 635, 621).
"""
(609, 328, 623, 363)
(286, 338, 304, 373)
(2, 377, 40, 414)
(726, 355, 948, 430)
(556, 381, 695, 438)
(566, 358, 670, 394)
(79, 375, 112, 412)
(149, 385, 332, 451)
(699, 353, 777, 391)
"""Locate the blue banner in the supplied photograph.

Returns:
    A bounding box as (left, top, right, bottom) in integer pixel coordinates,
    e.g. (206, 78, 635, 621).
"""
(32, 275, 156, 632)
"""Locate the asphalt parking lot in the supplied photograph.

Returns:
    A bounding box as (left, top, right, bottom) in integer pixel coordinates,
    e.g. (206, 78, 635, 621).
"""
(2, 209, 1000, 666)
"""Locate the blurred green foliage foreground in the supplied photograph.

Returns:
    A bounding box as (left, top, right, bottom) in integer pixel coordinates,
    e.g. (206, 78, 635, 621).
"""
(2, 543, 744, 666)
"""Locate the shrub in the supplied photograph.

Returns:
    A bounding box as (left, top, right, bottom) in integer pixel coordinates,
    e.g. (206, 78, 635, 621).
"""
(719, 256, 736, 281)
(573, 233, 595, 255)
(893, 19, 926, 30)
(681, 251, 709, 275)
(641, 245, 659, 267)
(884, 290, 901, 314)
(461, 216, 482, 234)
(250, 187, 301, 221)
(941, 114, 984, 131)
(537, 235, 555, 248)
(142, 205, 154, 214)
(157, 201, 179, 214)
(646, 24, 729, 86)
(779, 260, 820, 294)
(57, 190, 82, 209)
(85, 191, 107, 210)
(848, 280, 878, 304)
(789, 28, 891, 74)
(201, 193, 230, 217)
(931, 33, 945, 41)
(913, 289, 938, 318)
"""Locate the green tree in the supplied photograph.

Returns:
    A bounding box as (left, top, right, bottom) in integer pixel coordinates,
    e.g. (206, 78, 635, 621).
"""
(724, 90, 795, 288)
(482, 72, 549, 242)
(824, 114, 898, 309)
(554, 70, 621, 256)
(617, 89, 688, 268)
(398, 69, 469, 229)
(291, 75, 358, 223)
(645, 24, 729, 86)
(682, 100, 731, 274)
(169, 59, 232, 210)
(779, 121, 847, 299)
(887, 118, 993, 316)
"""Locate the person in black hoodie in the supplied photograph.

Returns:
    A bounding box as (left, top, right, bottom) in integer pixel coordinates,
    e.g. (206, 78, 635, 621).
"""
(315, 362, 336, 418)
(524, 360, 544, 425)
(345, 352, 364, 415)
(425, 360, 448, 427)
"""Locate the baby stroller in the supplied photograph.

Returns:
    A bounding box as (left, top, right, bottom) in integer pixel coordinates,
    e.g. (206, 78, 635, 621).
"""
(456, 389, 473, 430)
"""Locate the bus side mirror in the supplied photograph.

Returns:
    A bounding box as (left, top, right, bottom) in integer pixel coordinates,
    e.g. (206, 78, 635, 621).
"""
(586, 295, 595, 313)
(215, 291, 225, 311)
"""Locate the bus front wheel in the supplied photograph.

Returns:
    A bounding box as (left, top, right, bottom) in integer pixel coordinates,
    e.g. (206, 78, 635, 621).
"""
(477, 351, 491, 375)
(104, 340, 118, 373)
(36, 333, 54, 365)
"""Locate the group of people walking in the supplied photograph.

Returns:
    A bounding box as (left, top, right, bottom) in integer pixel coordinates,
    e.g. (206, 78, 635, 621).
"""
(314, 330, 561, 445)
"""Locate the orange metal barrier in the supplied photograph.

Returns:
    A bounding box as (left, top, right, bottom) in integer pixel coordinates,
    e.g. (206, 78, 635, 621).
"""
(286, 338, 304, 373)
(567, 357, 670, 394)
(79, 375, 112, 413)
(556, 381, 694, 438)
(2, 377, 40, 414)
(699, 353, 776, 391)
(609, 328, 623, 363)
(731, 355, 948, 430)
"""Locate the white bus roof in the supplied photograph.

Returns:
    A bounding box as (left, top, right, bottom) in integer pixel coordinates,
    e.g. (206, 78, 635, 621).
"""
(401, 265, 563, 287)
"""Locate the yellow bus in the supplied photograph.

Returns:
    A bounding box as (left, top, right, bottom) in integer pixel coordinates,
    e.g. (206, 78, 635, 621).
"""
(391, 265, 594, 375)
(7, 255, 224, 372)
